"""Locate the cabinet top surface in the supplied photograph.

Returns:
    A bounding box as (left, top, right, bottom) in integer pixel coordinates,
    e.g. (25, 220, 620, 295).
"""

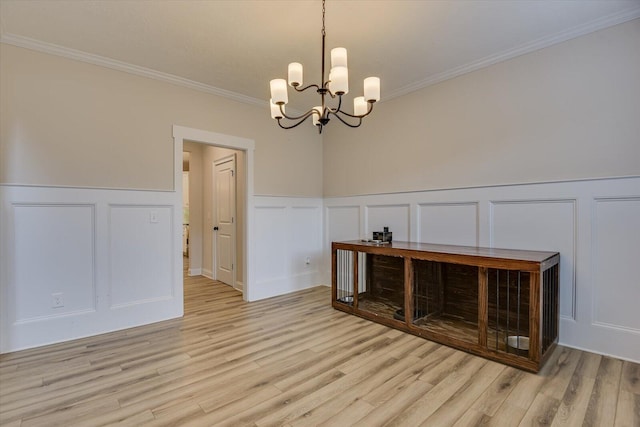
(333, 240, 559, 263)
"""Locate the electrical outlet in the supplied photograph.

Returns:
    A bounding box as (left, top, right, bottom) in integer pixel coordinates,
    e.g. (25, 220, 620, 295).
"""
(52, 293, 64, 308)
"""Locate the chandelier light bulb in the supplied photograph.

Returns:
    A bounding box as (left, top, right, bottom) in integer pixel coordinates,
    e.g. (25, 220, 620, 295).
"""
(364, 77, 380, 102)
(288, 63, 303, 87)
(270, 99, 284, 119)
(312, 106, 323, 126)
(331, 66, 349, 95)
(327, 68, 334, 92)
(354, 96, 367, 116)
(331, 47, 347, 68)
(270, 79, 288, 104)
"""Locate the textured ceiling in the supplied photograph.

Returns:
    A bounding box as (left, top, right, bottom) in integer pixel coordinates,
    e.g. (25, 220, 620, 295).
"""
(2, 0, 639, 110)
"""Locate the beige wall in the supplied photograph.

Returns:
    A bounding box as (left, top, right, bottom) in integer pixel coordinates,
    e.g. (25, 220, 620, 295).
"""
(0, 44, 323, 196)
(323, 20, 640, 197)
(4, 19, 638, 200)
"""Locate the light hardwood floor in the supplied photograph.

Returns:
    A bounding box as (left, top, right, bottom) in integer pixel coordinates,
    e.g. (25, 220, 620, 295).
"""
(1, 261, 638, 426)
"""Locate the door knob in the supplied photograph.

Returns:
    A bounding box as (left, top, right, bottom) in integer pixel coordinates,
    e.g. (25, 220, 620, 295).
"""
(213, 226, 219, 231)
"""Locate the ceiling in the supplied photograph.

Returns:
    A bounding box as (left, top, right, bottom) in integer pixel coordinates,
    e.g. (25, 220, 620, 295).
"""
(2, 0, 639, 111)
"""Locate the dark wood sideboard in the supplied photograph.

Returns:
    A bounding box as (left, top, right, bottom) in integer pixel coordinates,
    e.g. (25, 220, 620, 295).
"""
(331, 240, 560, 372)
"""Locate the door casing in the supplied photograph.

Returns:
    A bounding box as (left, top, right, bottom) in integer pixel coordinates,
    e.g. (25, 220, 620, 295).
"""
(173, 125, 255, 301)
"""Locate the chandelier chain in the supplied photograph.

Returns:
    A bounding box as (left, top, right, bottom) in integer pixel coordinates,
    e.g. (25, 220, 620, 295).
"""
(322, 0, 326, 36)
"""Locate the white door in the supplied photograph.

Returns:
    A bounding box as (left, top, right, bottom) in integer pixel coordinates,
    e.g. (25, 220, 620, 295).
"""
(214, 155, 236, 286)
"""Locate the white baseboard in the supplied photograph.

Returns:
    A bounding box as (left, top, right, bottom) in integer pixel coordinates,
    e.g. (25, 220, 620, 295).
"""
(252, 271, 322, 301)
(202, 268, 213, 280)
(188, 268, 202, 276)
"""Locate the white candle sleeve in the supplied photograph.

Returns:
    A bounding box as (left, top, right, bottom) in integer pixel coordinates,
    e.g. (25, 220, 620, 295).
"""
(312, 106, 322, 126)
(288, 63, 303, 87)
(354, 96, 367, 116)
(270, 79, 288, 104)
(270, 99, 284, 119)
(331, 66, 349, 95)
(364, 77, 380, 102)
(331, 47, 347, 68)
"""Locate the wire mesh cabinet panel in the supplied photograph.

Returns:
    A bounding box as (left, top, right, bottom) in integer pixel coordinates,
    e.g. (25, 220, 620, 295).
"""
(331, 241, 560, 372)
(486, 269, 531, 355)
(333, 249, 355, 305)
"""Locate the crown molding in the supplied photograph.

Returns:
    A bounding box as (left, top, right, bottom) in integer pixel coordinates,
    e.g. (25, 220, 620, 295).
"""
(2, 7, 639, 107)
(383, 9, 640, 102)
(0, 33, 268, 109)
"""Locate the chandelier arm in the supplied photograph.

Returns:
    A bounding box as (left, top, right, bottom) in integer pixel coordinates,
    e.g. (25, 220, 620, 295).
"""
(335, 101, 375, 119)
(277, 113, 315, 130)
(327, 110, 363, 128)
(321, 81, 337, 98)
(293, 83, 321, 93)
(279, 104, 319, 121)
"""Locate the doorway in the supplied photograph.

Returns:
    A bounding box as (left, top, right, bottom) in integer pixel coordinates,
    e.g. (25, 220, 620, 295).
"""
(181, 144, 244, 291)
(173, 125, 255, 301)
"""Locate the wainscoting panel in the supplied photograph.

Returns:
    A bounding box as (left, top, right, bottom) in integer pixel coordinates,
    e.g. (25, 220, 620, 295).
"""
(592, 197, 640, 332)
(252, 197, 323, 301)
(324, 177, 640, 362)
(12, 203, 95, 321)
(417, 202, 478, 246)
(108, 205, 174, 308)
(254, 206, 288, 290)
(290, 206, 322, 276)
(325, 205, 360, 243)
(490, 199, 576, 320)
(365, 204, 410, 241)
(0, 185, 183, 353)
(3, 179, 639, 362)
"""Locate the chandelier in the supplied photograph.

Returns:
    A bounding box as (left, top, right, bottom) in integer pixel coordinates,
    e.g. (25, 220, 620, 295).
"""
(269, 0, 380, 134)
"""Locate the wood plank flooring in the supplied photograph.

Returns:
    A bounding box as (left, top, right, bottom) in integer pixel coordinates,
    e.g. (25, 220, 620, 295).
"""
(1, 261, 638, 426)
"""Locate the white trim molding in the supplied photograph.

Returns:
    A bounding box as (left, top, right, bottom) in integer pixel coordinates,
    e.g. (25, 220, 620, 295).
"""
(189, 267, 203, 277)
(383, 8, 640, 101)
(0, 34, 267, 109)
(5, 4, 639, 110)
(172, 125, 257, 301)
